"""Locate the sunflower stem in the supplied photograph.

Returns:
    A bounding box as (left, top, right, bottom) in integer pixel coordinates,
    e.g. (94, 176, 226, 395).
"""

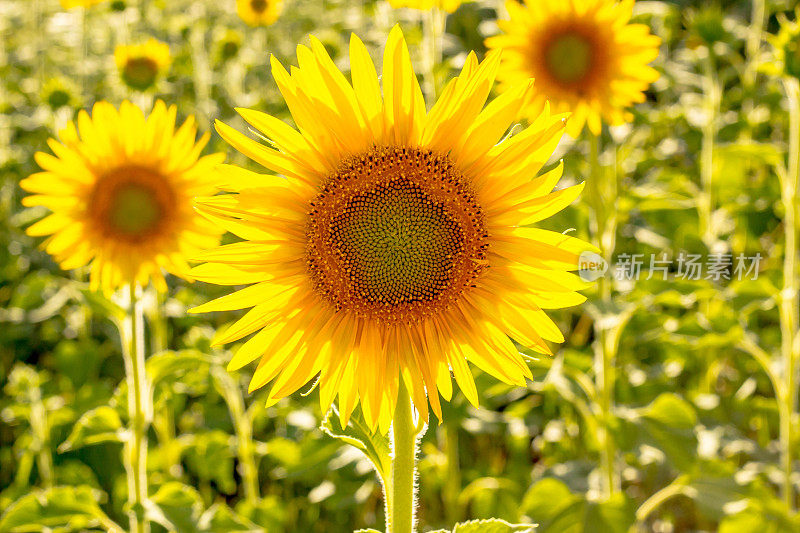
(442, 421, 462, 525)
(780, 77, 800, 513)
(122, 283, 151, 533)
(29, 378, 54, 488)
(80, 7, 88, 101)
(699, 50, 719, 248)
(589, 131, 619, 497)
(423, 7, 444, 102)
(212, 366, 261, 505)
(388, 382, 420, 533)
(742, 0, 765, 140)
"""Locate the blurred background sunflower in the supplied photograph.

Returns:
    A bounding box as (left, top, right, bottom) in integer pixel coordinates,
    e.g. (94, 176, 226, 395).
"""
(21, 101, 223, 293)
(114, 38, 171, 91)
(486, 0, 660, 136)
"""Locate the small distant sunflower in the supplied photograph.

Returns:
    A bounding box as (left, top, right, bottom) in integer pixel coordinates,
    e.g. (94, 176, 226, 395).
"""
(114, 38, 171, 91)
(236, 0, 282, 27)
(486, 0, 660, 137)
(41, 78, 76, 110)
(21, 101, 224, 294)
(60, 0, 104, 9)
(388, 0, 464, 13)
(191, 26, 594, 431)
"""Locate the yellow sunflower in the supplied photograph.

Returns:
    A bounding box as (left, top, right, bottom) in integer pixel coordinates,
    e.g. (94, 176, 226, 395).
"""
(388, 0, 464, 13)
(236, 0, 282, 27)
(486, 0, 660, 137)
(115, 38, 171, 91)
(21, 100, 224, 294)
(191, 26, 595, 432)
(60, 0, 104, 9)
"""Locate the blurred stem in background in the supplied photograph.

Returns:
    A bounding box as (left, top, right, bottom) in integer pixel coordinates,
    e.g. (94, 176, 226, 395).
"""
(121, 284, 151, 533)
(29, 376, 54, 489)
(441, 421, 462, 525)
(588, 132, 620, 497)
(190, 3, 213, 130)
(212, 366, 261, 506)
(699, 49, 719, 248)
(742, 0, 765, 137)
(780, 77, 800, 513)
(388, 382, 422, 533)
(80, 8, 89, 101)
(146, 288, 167, 354)
(422, 7, 444, 102)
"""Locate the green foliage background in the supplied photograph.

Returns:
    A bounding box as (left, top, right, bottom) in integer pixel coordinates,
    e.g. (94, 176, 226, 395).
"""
(1, 0, 799, 531)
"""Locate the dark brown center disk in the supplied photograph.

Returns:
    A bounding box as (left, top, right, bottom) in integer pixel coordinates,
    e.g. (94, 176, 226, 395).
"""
(306, 146, 488, 325)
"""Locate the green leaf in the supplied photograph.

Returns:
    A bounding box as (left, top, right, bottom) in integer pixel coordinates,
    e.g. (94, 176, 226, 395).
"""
(0, 486, 121, 532)
(520, 478, 633, 533)
(719, 498, 800, 533)
(320, 407, 391, 483)
(79, 289, 126, 322)
(634, 393, 698, 471)
(641, 393, 697, 429)
(146, 350, 212, 389)
(197, 503, 261, 533)
(521, 478, 581, 527)
(146, 481, 204, 533)
(582, 495, 635, 533)
(452, 518, 536, 532)
(58, 406, 124, 452)
(183, 430, 237, 495)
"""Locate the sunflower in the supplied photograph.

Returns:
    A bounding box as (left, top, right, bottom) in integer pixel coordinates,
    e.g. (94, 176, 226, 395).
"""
(21, 100, 224, 294)
(115, 38, 171, 91)
(236, 0, 282, 27)
(485, 0, 660, 137)
(60, 0, 104, 9)
(388, 0, 464, 13)
(191, 26, 594, 432)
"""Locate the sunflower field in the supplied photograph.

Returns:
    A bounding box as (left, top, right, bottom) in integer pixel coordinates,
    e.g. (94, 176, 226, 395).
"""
(2, 0, 800, 531)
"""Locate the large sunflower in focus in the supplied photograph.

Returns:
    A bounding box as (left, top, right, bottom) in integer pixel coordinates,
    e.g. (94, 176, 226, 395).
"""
(486, 0, 660, 137)
(22, 101, 224, 294)
(192, 27, 595, 432)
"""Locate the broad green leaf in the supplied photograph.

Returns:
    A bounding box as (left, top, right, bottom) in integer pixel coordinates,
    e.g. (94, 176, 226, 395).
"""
(320, 407, 391, 483)
(521, 478, 633, 533)
(453, 518, 536, 532)
(0, 486, 121, 532)
(521, 478, 580, 526)
(684, 465, 761, 522)
(582, 495, 635, 533)
(641, 393, 697, 429)
(719, 497, 800, 533)
(146, 481, 204, 533)
(197, 503, 261, 533)
(183, 430, 237, 495)
(146, 350, 213, 389)
(633, 393, 698, 471)
(79, 289, 126, 322)
(59, 406, 124, 452)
